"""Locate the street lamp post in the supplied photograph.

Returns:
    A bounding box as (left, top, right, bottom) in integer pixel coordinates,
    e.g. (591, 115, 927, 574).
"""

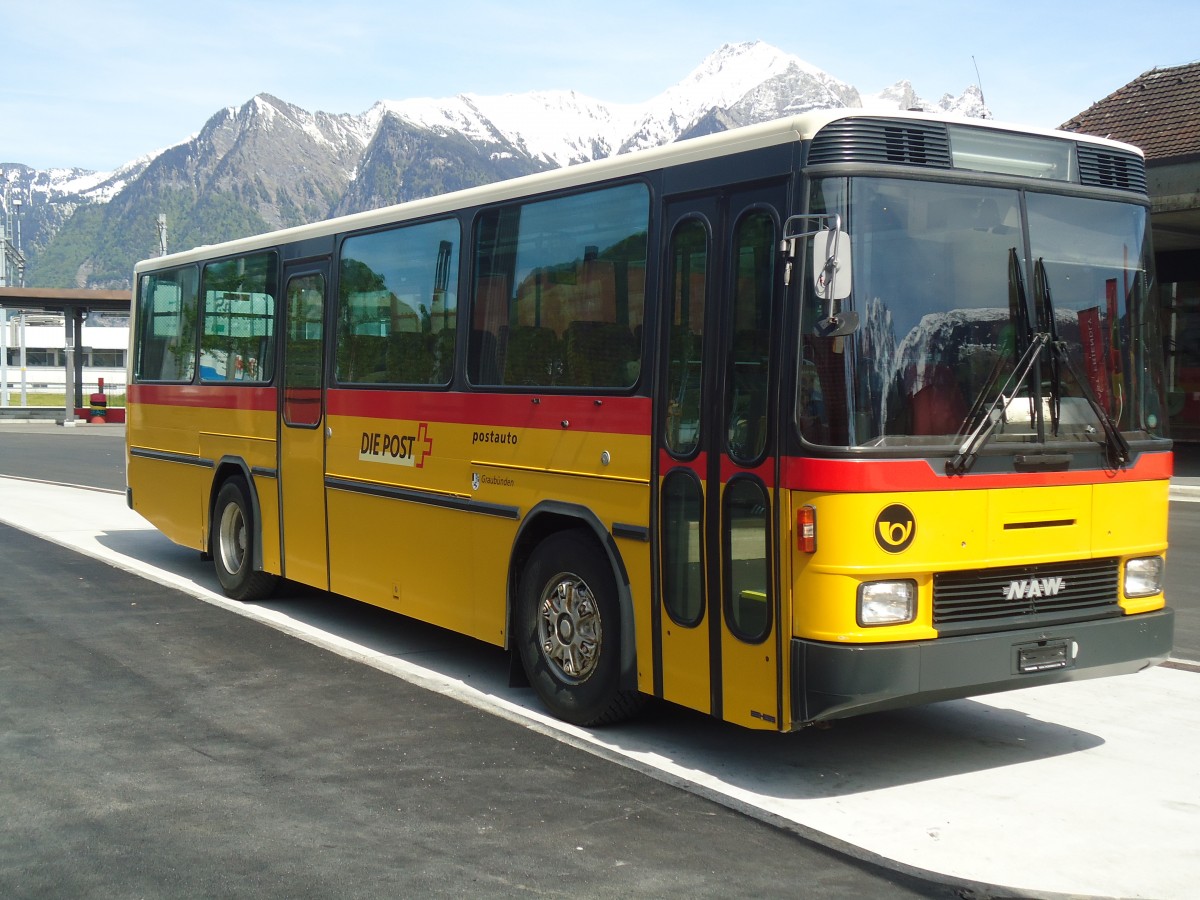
(1, 184, 27, 407)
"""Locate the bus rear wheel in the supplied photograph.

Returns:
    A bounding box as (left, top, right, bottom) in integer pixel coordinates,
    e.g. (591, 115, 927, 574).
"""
(212, 476, 278, 602)
(517, 531, 642, 726)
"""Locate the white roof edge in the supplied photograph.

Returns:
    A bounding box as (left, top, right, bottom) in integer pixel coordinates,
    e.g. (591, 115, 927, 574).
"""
(133, 110, 1144, 274)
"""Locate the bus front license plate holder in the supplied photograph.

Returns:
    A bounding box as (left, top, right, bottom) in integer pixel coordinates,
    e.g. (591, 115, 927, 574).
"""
(1016, 639, 1071, 674)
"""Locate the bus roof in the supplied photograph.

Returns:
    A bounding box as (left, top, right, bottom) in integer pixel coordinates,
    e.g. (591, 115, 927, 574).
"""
(133, 108, 1144, 275)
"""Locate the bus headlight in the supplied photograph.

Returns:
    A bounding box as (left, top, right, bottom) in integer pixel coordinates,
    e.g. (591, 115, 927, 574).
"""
(1124, 556, 1164, 598)
(858, 580, 917, 626)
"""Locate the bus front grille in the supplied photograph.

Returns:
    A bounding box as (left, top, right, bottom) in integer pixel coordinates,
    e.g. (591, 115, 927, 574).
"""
(933, 557, 1121, 636)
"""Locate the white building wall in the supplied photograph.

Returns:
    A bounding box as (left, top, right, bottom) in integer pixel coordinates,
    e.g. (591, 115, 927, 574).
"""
(2, 316, 129, 394)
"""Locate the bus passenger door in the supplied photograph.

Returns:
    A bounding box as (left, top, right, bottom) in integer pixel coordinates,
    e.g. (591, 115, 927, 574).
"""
(279, 261, 330, 590)
(656, 187, 784, 728)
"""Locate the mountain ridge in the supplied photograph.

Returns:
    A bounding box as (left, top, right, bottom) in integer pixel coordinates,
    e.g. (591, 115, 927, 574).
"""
(1, 40, 988, 289)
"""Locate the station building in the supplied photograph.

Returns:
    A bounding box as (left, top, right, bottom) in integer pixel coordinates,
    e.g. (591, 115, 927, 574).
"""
(1063, 61, 1200, 441)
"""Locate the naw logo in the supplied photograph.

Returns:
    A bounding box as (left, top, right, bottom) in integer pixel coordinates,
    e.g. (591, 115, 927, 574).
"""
(1003, 577, 1066, 601)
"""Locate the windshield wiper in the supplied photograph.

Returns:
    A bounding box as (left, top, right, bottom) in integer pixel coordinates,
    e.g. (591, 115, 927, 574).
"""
(947, 332, 1050, 475)
(1034, 259, 1061, 437)
(1010, 248, 1034, 361)
(946, 250, 1041, 476)
(947, 253, 1131, 476)
(1034, 258, 1130, 469)
(953, 250, 1029, 439)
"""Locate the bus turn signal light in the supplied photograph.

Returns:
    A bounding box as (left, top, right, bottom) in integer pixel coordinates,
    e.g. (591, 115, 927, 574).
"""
(798, 505, 816, 553)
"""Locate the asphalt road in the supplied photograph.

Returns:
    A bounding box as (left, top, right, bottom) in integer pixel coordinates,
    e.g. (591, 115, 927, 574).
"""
(0, 423, 126, 492)
(0, 423, 958, 897)
(1, 523, 963, 899)
(2, 422, 1197, 897)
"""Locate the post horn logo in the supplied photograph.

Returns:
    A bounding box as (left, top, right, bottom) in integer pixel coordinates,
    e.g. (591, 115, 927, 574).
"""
(875, 503, 916, 553)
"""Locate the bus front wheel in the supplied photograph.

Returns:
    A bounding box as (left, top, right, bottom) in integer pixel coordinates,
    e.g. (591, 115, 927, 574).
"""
(212, 477, 278, 602)
(516, 531, 641, 726)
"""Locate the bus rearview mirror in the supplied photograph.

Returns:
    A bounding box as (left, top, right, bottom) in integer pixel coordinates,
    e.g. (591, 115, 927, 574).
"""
(812, 229, 852, 302)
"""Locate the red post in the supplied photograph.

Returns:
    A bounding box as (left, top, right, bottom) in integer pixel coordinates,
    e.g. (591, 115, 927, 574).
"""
(89, 377, 108, 424)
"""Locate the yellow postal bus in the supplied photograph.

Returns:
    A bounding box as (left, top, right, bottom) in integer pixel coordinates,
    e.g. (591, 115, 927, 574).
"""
(127, 110, 1174, 731)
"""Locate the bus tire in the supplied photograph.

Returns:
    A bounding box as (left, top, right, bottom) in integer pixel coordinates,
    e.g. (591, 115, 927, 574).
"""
(212, 476, 278, 602)
(516, 530, 642, 726)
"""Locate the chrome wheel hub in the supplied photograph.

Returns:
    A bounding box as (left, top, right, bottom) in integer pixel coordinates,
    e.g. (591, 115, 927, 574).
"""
(537, 573, 602, 683)
(218, 503, 248, 576)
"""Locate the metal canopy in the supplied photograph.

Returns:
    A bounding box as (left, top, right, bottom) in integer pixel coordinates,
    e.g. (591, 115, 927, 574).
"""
(0, 287, 131, 422)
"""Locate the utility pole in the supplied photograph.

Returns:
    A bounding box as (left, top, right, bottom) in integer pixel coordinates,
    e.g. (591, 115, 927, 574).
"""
(1, 181, 27, 287)
(157, 214, 168, 256)
(1, 180, 28, 408)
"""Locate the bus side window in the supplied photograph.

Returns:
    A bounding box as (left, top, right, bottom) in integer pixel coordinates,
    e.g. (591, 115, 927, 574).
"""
(469, 184, 649, 390)
(336, 222, 459, 387)
(665, 218, 708, 455)
(134, 265, 199, 383)
(199, 252, 278, 384)
(726, 210, 775, 462)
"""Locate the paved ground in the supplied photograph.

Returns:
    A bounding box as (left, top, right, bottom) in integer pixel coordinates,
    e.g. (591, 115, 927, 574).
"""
(3, 474, 1199, 899)
(0, 520, 954, 899)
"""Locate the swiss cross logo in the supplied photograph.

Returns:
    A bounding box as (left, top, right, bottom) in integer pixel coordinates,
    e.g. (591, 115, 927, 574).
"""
(413, 422, 433, 468)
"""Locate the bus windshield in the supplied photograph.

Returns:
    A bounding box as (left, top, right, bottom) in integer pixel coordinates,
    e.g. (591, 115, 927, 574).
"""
(798, 176, 1168, 452)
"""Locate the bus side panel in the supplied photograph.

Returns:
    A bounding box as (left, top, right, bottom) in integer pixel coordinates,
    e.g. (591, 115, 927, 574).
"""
(325, 392, 652, 650)
(127, 453, 210, 552)
(253, 472, 281, 576)
(326, 407, 479, 639)
(619, 538, 655, 696)
(470, 468, 650, 649)
(198, 431, 281, 575)
(471, 514, 519, 646)
(126, 399, 211, 552)
(127, 390, 278, 559)
(505, 468, 652, 651)
(326, 487, 478, 639)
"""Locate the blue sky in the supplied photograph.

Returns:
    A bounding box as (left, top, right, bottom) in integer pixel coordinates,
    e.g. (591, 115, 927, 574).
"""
(3, 0, 1198, 171)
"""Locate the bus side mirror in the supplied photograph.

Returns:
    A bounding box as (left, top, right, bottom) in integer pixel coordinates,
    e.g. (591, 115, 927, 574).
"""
(812, 229, 852, 302)
(812, 229, 857, 336)
(780, 215, 857, 336)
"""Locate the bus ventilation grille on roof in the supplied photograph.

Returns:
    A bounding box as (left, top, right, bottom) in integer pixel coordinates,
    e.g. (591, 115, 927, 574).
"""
(1076, 146, 1148, 193)
(808, 118, 952, 168)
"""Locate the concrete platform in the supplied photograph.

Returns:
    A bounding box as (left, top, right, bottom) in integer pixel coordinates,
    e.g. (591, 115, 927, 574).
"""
(2, 475, 1197, 899)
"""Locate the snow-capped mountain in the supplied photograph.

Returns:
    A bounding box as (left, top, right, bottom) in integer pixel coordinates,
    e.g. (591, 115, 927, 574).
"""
(372, 41, 871, 167)
(2, 40, 988, 289)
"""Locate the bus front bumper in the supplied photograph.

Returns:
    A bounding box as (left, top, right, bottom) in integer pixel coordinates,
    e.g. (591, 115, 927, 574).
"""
(791, 608, 1174, 725)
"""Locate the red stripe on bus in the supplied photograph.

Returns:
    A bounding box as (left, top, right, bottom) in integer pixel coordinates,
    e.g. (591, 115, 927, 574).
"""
(658, 451, 707, 479)
(327, 389, 651, 435)
(720, 456, 776, 486)
(657, 452, 777, 488)
(127, 383, 277, 411)
(782, 451, 1173, 492)
(126, 384, 651, 432)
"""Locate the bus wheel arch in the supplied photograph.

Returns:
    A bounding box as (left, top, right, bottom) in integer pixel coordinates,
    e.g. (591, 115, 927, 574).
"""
(509, 505, 642, 725)
(208, 461, 278, 602)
